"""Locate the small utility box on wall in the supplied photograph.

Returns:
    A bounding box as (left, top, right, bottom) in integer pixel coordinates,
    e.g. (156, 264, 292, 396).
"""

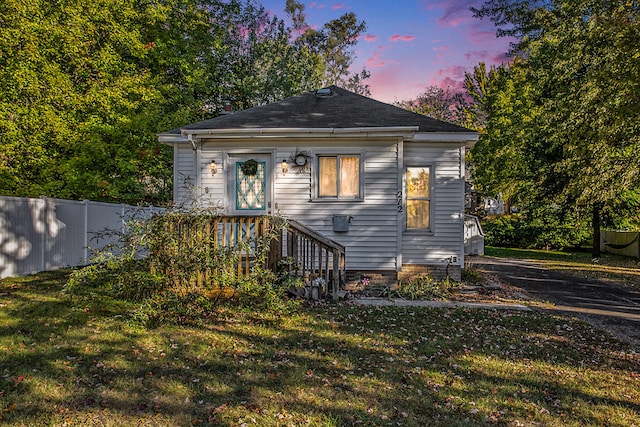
(332, 215, 352, 232)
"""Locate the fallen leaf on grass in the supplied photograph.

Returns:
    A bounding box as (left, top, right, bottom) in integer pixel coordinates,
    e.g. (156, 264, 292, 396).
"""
(2, 403, 17, 413)
(212, 403, 228, 414)
(208, 403, 230, 422)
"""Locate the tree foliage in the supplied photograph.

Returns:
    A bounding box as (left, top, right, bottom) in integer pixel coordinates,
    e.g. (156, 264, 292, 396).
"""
(469, 0, 640, 249)
(0, 0, 367, 204)
(396, 86, 475, 129)
(286, 0, 370, 95)
(0, 0, 170, 204)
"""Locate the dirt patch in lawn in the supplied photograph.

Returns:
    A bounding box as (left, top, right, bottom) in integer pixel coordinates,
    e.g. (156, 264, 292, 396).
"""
(448, 272, 534, 304)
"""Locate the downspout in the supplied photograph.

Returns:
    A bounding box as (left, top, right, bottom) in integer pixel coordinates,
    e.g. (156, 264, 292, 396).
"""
(187, 133, 197, 151)
(186, 133, 202, 190)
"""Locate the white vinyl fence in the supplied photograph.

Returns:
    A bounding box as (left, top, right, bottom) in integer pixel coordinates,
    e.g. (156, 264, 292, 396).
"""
(0, 196, 163, 278)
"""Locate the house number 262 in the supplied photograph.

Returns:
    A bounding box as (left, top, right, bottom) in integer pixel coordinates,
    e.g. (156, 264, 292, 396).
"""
(396, 191, 403, 212)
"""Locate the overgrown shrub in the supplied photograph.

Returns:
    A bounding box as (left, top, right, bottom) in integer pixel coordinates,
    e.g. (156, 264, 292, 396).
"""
(386, 275, 459, 300)
(461, 268, 485, 284)
(65, 209, 299, 325)
(482, 210, 590, 250)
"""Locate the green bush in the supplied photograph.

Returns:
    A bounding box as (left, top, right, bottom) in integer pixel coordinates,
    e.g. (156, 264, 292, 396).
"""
(387, 275, 459, 300)
(482, 210, 590, 250)
(65, 210, 299, 325)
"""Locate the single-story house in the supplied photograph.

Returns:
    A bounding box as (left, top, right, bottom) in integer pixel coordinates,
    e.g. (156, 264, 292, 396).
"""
(158, 86, 478, 287)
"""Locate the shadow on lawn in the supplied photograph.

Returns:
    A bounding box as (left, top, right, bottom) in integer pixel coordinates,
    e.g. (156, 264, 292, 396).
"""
(1, 273, 639, 426)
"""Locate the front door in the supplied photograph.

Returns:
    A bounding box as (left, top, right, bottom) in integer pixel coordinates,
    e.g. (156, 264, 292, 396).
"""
(228, 154, 271, 215)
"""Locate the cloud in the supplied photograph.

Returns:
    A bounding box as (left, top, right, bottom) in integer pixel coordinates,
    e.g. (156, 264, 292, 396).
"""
(389, 34, 415, 42)
(309, 2, 326, 9)
(467, 29, 501, 45)
(420, 0, 483, 28)
(464, 50, 491, 62)
(332, 3, 345, 9)
(433, 45, 450, 59)
(366, 51, 386, 67)
(492, 52, 510, 63)
(437, 65, 467, 79)
(365, 34, 378, 42)
(370, 75, 436, 104)
(425, 66, 469, 93)
(366, 50, 399, 68)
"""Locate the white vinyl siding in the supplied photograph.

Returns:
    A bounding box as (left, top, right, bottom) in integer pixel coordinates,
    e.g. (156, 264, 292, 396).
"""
(180, 138, 466, 272)
(402, 143, 465, 264)
(194, 139, 399, 271)
(174, 144, 196, 204)
(279, 141, 398, 271)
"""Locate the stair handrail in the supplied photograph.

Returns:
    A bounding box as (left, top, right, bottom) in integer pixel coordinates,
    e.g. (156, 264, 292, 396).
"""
(285, 219, 345, 299)
(286, 219, 346, 253)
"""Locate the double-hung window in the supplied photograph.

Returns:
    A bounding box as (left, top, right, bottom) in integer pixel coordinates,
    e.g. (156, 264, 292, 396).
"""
(316, 155, 362, 200)
(406, 166, 432, 230)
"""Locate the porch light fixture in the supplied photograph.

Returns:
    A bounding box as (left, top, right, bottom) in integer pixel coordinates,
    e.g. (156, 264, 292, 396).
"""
(209, 160, 217, 175)
(281, 159, 288, 175)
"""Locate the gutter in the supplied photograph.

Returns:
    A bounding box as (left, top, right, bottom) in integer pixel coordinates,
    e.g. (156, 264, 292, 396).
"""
(412, 132, 479, 147)
(158, 126, 479, 147)
(184, 126, 420, 139)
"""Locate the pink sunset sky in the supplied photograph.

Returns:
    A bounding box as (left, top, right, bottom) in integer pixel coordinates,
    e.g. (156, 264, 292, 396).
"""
(261, 0, 514, 103)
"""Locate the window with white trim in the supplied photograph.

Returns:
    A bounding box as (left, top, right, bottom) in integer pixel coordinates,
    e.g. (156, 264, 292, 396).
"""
(316, 155, 362, 200)
(406, 166, 432, 230)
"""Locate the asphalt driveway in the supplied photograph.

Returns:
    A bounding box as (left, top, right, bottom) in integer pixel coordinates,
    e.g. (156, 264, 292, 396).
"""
(471, 257, 640, 350)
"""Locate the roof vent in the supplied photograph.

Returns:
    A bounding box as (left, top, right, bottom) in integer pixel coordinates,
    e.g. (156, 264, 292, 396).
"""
(315, 88, 334, 98)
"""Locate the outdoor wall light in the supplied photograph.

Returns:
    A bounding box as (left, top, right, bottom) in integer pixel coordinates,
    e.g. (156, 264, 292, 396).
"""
(281, 159, 288, 175)
(209, 160, 217, 175)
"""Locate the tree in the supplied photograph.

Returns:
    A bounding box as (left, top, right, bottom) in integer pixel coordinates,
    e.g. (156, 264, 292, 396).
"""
(463, 62, 498, 130)
(1, 0, 365, 204)
(286, 0, 370, 94)
(0, 0, 172, 204)
(217, 0, 324, 110)
(470, 0, 640, 254)
(396, 86, 472, 128)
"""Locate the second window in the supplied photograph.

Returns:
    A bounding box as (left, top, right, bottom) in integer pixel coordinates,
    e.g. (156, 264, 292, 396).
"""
(406, 166, 432, 230)
(317, 155, 361, 200)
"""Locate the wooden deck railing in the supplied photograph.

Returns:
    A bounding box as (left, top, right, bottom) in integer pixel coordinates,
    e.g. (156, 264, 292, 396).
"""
(153, 215, 346, 299)
(284, 219, 346, 300)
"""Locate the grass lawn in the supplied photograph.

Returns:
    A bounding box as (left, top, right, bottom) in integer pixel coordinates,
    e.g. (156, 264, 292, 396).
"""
(484, 246, 640, 289)
(1, 270, 639, 426)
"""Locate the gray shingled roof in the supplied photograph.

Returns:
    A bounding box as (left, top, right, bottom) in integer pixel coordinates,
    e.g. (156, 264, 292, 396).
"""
(162, 86, 475, 136)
